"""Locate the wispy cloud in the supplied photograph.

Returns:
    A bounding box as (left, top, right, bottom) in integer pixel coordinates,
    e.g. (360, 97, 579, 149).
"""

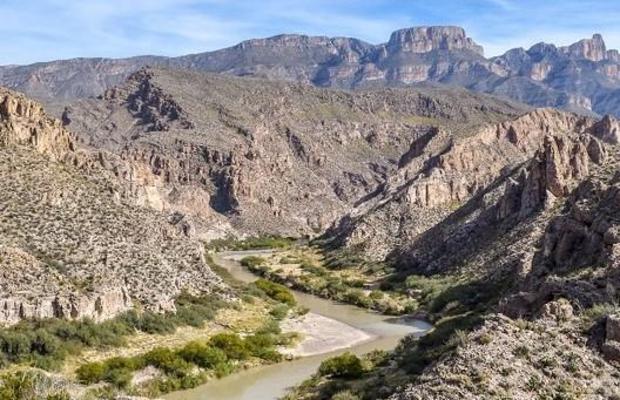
(0, 0, 618, 64)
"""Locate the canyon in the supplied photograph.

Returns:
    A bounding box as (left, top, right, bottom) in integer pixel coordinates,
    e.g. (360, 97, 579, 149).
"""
(2, 25, 620, 400)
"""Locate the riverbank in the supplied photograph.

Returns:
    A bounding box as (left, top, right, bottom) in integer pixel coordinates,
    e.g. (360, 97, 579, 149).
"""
(235, 247, 419, 314)
(163, 250, 431, 400)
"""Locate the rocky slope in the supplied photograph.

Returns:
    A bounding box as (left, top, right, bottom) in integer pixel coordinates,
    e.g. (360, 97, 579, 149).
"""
(0, 87, 229, 325)
(289, 99, 620, 400)
(61, 67, 527, 238)
(386, 137, 620, 399)
(325, 109, 599, 259)
(2, 26, 620, 117)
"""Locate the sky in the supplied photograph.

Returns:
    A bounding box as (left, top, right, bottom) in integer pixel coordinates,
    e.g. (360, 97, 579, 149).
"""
(1, 0, 620, 65)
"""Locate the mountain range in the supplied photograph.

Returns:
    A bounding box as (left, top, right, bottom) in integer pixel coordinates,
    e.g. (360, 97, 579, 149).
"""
(2, 26, 620, 117)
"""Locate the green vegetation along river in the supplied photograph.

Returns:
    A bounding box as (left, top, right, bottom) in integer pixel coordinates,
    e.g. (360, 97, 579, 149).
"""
(164, 250, 431, 400)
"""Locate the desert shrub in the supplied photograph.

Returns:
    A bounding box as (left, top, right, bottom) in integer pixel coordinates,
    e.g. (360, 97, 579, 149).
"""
(319, 352, 364, 379)
(343, 289, 372, 308)
(234, 236, 295, 250)
(369, 291, 384, 300)
(331, 390, 360, 400)
(300, 261, 327, 276)
(209, 333, 250, 360)
(178, 342, 227, 369)
(280, 256, 300, 264)
(126, 312, 177, 335)
(254, 279, 297, 306)
(240, 256, 267, 268)
(214, 361, 235, 378)
(143, 347, 178, 369)
(209, 236, 295, 251)
(269, 304, 290, 320)
(324, 251, 365, 270)
(0, 370, 70, 400)
(76, 361, 106, 384)
(103, 366, 133, 388)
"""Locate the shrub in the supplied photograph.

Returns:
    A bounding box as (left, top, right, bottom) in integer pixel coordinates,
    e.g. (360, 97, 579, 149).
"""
(233, 236, 295, 250)
(240, 256, 267, 269)
(129, 312, 177, 335)
(209, 333, 250, 360)
(300, 261, 327, 276)
(332, 390, 361, 400)
(76, 362, 106, 384)
(343, 289, 372, 308)
(0, 370, 71, 400)
(324, 252, 365, 270)
(178, 342, 227, 369)
(214, 361, 235, 378)
(269, 304, 290, 320)
(318, 352, 364, 379)
(369, 291, 384, 300)
(254, 279, 297, 306)
(103, 366, 133, 388)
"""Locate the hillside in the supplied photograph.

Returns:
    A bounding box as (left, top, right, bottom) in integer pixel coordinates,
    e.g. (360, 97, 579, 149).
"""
(0, 86, 229, 325)
(61, 67, 527, 238)
(285, 100, 620, 400)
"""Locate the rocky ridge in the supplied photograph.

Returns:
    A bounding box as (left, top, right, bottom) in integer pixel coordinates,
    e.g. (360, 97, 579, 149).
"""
(326, 108, 601, 260)
(361, 110, 620, 400)
(2, 26, 620, 117)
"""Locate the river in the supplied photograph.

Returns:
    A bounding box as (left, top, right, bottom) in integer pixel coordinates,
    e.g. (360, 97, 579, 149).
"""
(164, 250, 431, 400)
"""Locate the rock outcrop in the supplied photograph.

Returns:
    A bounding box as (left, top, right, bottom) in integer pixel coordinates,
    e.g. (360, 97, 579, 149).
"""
(390, 314, 620, 400)
(0, 87, 75, 160)
(603, 314, 620, 362)
(385, 26, 484, 55)
(326, 109, 597, 260)
(497, 133, 606, 219)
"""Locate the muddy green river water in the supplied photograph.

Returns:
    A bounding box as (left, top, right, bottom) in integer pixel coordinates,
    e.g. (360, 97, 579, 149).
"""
(164, 250, 431, 400)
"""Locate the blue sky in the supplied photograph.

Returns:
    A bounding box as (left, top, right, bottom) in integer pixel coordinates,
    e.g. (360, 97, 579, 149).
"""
(1, 0, 620, 65)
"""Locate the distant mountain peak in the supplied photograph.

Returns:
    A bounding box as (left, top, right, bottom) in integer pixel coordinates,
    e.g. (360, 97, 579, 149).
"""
(387, 26, 484, 56)
(563, 33, 607, 61)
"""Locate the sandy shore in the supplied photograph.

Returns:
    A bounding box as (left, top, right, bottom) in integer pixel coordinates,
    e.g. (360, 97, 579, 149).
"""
(280, 312, 373, 357)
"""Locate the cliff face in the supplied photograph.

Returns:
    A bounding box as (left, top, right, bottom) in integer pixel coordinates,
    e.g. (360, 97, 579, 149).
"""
(386, 26, 484, 55)
(3, 26, 620, 117)
(62, 67, 527, 238)
(0, 88, 75, 160)
(0, 86, 229, 325)
(326, 108, 598, 260)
